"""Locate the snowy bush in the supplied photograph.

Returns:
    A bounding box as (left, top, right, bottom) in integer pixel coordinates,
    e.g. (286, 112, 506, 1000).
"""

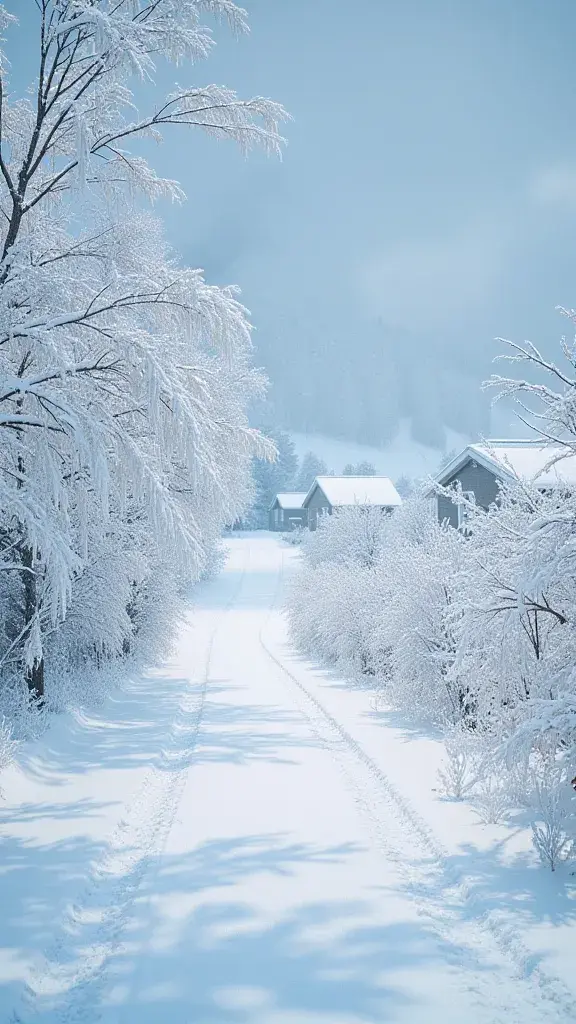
(283, 526, 306, 546)
(289, 560, 380, 676)
(380, 524, 469, 725)
(437, 728, 483, 800)
(530, 774, 574, 872)
(0, 3, 287, 724)
(289, 506, 391, 678)
(471, 776, 511, 825)
(289, 496, 469, 700)
(302, 505, 391, 570)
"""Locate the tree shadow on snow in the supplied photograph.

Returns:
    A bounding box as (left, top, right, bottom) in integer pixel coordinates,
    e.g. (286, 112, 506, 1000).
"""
(275, 647, 444, 744)
(6, 833, 479, 1023)
(193, 684, 321, 767)
(371, 833, 576, 989)
(366, 705, 446, 743)
(446, 839, 576, 930)
(13, 673, 184, 783)
(11, 674, 319, 785)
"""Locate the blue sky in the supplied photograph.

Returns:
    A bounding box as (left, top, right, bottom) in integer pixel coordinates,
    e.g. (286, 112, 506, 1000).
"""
(6, 1, 576, 440)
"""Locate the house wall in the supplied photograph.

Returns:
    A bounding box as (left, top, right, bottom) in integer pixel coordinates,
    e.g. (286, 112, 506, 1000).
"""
(283, 510, 308, 530)
(437, 459, 501, 527)
(268, 505, 308, 531)
(305, 486, 332, 531)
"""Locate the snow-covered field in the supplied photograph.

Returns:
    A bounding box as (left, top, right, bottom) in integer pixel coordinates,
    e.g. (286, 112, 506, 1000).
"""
(0, 534, 575, 1023)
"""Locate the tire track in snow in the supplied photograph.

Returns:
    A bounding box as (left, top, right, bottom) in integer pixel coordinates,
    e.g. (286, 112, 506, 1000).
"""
(258, 547, 576, 1024)
(11, 547, 250, 1024)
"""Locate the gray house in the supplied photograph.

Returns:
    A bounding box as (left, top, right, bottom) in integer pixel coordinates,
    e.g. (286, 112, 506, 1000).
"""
(303, 475, 402, 531)
(432, 440, 576, 528)
(268, 492, 308, 531)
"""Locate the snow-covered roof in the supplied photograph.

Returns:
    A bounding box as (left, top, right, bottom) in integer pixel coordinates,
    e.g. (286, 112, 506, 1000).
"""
(270, 492, 308, 510)
(434, 440, 576, 489)
(305, 476, 402, 508)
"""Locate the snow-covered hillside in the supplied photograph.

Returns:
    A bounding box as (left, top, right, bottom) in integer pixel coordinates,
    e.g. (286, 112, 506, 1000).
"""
(291, 419, 469, 481)
(291, 401, 532, 482)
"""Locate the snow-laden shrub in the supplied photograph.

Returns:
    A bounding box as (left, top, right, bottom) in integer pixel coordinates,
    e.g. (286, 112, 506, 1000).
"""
(289, 560, 382, 676)
(283, 526, 306, 546)
(448, 480, 576, 738)
(289, 496, 467, 701)
(530, 772, 574, 871)
(471, 776, 511, 825)
(288, 506, 392, 677)
(374, 517, 469, 726)
(437, 727, 483, 800)
(200, 543, 229, 583)
(301, 505, 391, 569)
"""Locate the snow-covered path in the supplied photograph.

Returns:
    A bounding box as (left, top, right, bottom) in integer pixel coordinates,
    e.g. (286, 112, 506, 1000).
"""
(1, 535, 576, 1023)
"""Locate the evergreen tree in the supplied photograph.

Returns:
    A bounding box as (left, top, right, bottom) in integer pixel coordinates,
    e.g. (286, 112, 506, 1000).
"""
(395, 475, 415, 498)
(343, 462, 377, 476)
(295, 452, 328, 492)
(245, 430, 298, 529)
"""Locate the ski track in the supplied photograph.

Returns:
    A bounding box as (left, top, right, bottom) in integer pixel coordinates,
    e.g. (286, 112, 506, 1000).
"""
(7, 535, 576, 1023)
(257, 549, 576, 1024)
(11, 550, 250, 1024)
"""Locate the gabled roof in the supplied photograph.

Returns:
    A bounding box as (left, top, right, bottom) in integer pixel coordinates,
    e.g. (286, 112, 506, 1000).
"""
(269, 492, 307, 511)
(433, 440, 576, 490)
(303, 476, 402, 508)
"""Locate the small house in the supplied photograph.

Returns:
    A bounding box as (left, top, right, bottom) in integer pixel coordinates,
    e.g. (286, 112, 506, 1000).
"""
(303, 476, 402, 531)
(268, 492, 308, 532)
(432, 440, 576, 528)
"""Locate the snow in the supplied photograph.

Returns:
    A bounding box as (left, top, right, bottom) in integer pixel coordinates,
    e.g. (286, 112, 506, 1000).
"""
(291, 419, 470, 481)
(273, 492, 308, 510)
(469, 443, 576, 486)
(311, 476, 402, 508)
(1, 534, 576, 1023)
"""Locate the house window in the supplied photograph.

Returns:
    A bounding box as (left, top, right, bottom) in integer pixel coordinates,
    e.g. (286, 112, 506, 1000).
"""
(457, 491, 475, 532)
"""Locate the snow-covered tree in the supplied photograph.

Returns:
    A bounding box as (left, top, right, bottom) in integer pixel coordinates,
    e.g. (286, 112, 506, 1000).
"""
(394, 474, 415, 499)
(0, 2, 287, 712)
(294, 451, 328, 493)
(478, 332, 576, 786)
(437, 449, 457, 471)
(343, 461, 376, 476)
(243, 428, 297, 529)
(449, 482, 573, 733)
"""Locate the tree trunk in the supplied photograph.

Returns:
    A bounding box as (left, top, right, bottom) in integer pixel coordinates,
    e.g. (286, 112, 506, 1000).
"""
(21, 544, 44, 703)
(25, 657, 45, 704)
